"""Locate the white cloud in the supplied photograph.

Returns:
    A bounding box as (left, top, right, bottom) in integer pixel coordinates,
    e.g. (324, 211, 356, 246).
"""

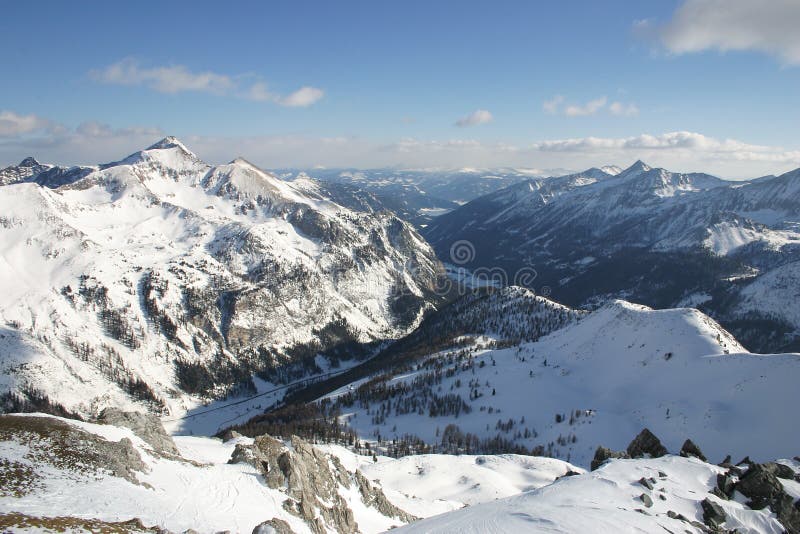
(1, 112, 798, 179)
(245, 82, 275, 102)
(0, 111, 52, 137)
(277, 86, 325, 107)
(660, 0, 800, 65)
(542, 95, 564, 114)
(91, 58, 235, 94)
(609, 101, 640, 117)
(91, 59, 324, 107)
(564, 97, 608, 117)
(455, 109, 493, 127)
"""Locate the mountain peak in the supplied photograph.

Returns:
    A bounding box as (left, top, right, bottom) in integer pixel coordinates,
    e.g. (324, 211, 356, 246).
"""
(18, 157, 41, 167)
(625, 160, 651, 173)
(146, 136, 195, 156)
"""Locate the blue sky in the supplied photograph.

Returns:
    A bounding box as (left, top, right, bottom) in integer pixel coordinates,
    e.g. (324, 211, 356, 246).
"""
(1, 0, 799, 177)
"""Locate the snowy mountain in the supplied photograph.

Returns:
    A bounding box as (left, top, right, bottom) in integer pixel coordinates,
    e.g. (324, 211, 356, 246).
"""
(423, 161, 800, 352)
(276, 167, 571, 226)
(0, 411, 580, 533)
(306, 288, 799, 468)
(0, 137, 443, 418)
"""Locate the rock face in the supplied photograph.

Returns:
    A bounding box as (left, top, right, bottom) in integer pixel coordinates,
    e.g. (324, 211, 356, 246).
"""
(679, 439, 707, 462)
(590, 446, 629, 471)
(230, 434, 416, 533)
(701, 498, 727, 529)
(626, 429, 668, 459)
(97, 408, 179, 456)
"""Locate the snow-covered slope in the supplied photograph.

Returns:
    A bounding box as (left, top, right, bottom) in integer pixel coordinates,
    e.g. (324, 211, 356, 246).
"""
(423, 161, 800, 352)
(0, 137, 442, 419)
(0, 412, 579, 533)
(397, 453, 800, 533)
(321, 293, 800, 467)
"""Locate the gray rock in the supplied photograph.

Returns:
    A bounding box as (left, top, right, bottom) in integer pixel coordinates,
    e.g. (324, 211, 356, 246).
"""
(639, 493, 653, 508)
(763, 461, 796, 480)
(701, 498, 727, 528)
(638, 477, 654, 490)
(590, 446, 628, 470)
(627, 429, 668, 459)
(97, 408, 180, 457)
(679, 439, 707, 462)
(252, 518, 295, 534)
(716, 473, 736, 498)
(221, 429, 245, 442)
(737, 463, 784, 509)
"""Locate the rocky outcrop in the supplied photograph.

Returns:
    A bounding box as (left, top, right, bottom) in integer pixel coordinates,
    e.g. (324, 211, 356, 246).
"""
(679, 439, 707, 462)
(97, 408, 179, 457)
(701, 498, 726, 529)
(230, 434, 416, 533)
(252, 518, 295, 534)
(626, 428, 668, 459)
(0, 415, 147, 485)
(590, 446, 628, 471)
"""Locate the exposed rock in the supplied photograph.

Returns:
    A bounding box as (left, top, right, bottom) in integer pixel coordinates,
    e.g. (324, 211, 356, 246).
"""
(590, 446, 628, 470)
(252, 518, 295, 534)
(763, 461, 796, 480)
(638, 477, 654, 490)
(627, 429, 668, 459)
(639, 493, 653, 508)
(773, 493, 800, 534)
(710, 486, 729, 500)
(736, 463, 784, 509)
(0, 415, 147, 485)
(221, 429, 244, 442)
(679, 439, 707, 462)
(355, 470, 417, 523)
(230, 434, 415, 533)
(97, 408, 179, 457)
(716, 473, 736, 498)
(701, 498, 726, 529)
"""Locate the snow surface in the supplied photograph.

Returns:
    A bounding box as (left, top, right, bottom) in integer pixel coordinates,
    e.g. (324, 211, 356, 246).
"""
(396, 455, 788, 533)
(325, 299, 800, 467)
(0, 413, 579, 533)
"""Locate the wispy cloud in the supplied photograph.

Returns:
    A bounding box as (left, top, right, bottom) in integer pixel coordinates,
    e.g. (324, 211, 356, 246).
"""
(90, 58, 234, 94)
(0, 111, 53, 137)
(455, 109, 493, 127)
(659, 0, 800, 65)
(609, 101, 640, 117)
(542, 95, 564, 114)
(564, 97, 608, 117)
(277, 86, 325, 107)
(543, 95, 638, 118)
(91, 59, 324, 107)
(2, 112, 798, 179)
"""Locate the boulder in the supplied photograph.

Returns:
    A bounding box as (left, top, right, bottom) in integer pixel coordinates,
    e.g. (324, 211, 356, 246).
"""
(627, 429, 668, 459)
(679, 439, 707, 462)
(639, 493, 653, 508)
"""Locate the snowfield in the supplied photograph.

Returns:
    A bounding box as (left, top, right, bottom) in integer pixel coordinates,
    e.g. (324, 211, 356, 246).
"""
(0, 413, 578, 533)
(396, 455, 794, 534)
(324, 297, 800, 467)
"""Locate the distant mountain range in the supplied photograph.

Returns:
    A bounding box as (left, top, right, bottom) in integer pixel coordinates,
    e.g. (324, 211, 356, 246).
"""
(423, 161, 800, 352)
